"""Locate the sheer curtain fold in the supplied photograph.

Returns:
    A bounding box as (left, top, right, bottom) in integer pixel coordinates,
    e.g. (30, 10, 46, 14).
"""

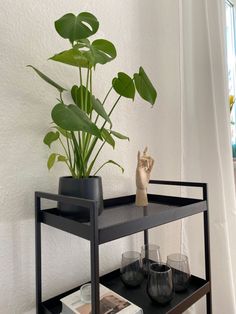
(180, 0, 236, 313)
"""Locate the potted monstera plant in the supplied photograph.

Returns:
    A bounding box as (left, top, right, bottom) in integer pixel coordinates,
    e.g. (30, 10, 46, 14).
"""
(28, 12, 157, 221)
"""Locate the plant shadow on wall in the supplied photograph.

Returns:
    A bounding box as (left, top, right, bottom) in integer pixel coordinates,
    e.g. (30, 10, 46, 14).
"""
(28, 12, 157, 220)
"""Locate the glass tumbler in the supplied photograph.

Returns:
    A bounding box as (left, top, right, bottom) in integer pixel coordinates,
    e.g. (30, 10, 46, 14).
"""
(80, 283, 92, 303)
(167, 253, 190, 292)
(120, 251, 144, 287)
(141, 244, 161, 275)
(147, 262, 174, 304)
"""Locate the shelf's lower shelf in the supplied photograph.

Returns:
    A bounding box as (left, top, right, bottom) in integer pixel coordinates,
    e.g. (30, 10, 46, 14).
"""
(101, 269, 210, 314)
(40, 269, 210, 314)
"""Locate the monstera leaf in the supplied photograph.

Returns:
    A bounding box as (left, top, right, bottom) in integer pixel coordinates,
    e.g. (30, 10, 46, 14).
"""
(90, 39, 116, 66)
(112, 72, 135, 99)
(134, 67, 157, 105)
(91, 96, 112, 126)
(71, 85, 92, 113)
(55, 12, 99, 42)
(51, 103, 101, 138)
(43, 131, 60, 148)
(27, 65, 66, 93)
(50, 49, 91, 68)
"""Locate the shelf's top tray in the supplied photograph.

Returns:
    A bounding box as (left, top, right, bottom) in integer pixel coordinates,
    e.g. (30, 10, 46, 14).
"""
(39, 193, 207, 244)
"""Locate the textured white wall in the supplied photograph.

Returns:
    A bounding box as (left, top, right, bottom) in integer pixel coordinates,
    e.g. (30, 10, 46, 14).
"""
(0, 1, 181, 313)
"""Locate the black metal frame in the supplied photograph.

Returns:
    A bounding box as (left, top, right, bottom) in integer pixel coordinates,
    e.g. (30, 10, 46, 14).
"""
(35, 180, 211, 314)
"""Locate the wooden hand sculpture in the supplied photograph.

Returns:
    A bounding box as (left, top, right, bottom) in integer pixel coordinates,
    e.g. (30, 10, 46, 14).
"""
(135, 147, 154, 207)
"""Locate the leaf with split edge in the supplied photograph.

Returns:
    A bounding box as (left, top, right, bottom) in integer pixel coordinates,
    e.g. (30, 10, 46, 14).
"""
(101, 129, 115, 148)
(112, 72, 135, 100)
(47, 153, 57, 170)
(134, 67, 157, 106)
(110, 130, 129, 141)
(55, 12, 99, 42)
(71, 85, 92, 113)
(27, 65, 66, 93)
(43, 131, 60, 148)
(91, 96, 112, 126)
(73, 38, 90, 49)
(50, 49, 91, 68)
(51, 103, 102, 139)
(89, 39, 116, 66)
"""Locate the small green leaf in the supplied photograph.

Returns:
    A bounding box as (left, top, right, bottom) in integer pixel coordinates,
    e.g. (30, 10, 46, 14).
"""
(91, 96, 112, 126)
(50, 49, 91, 68)
(27, 65, 66, 93)
(94, 159, 124, 175)
(55, 12, 99, 42)
(47, 153, 57, 170)
(134, 67, 157, 105)
(106, 160, 124, 173)
(57, 155, 67, 162)
(43, 131, 60, 148)
(52, 103, 102, 138)
(110, 130, 129, 141)
(112, 72, 135, 99)
(71, 85, 92, 113)
(90, 39, 117, 66)
(53, 126, 72, 139)
(101, 129, 115, 148)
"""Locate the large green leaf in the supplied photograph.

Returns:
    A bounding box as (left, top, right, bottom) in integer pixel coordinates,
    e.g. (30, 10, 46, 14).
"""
(110, 130, 129, 141)
(51, 103, 101, 138)
(71, 85, 92, 113)
(90, 39, 116, 66)
(50, 49, 91, 68)
(91, 96, 112, 126)
(55, 12, 99, 42)
(112, 72, 135, 99)
(27, 65, 66, 93)
(43, 131, 60, 148)
(101, 129, 115, 148)
(134, 67, 157, 105)
(47, 153, 57, 170)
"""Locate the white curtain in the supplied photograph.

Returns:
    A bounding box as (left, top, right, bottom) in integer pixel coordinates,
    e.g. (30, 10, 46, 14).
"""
(179, 0, 236, 313)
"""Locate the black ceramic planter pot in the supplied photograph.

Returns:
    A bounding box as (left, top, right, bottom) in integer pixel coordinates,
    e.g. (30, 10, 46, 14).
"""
(58, 176, 104, 221)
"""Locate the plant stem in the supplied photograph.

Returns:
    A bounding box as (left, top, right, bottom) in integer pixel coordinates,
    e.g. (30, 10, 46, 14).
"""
(59, 92, 63, 103)
(71, 131, 85, 177)
(65, 131, 72, 168)
(58, 138, 76, 176)
(84, 69, 94, 156)
(79, 67, 83, 108)
(85, 68, 90, 113)
(86, 141, 106, 176)
(84, 94, 122, 171)
(89, 68, 93, 119)
(94, 86, 113, 125)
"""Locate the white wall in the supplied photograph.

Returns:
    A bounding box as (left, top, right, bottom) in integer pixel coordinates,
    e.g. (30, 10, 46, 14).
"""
(0, 1, 181, 313)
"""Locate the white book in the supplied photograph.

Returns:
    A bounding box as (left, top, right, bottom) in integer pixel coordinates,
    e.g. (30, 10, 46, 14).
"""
(60, 284, 143, 314)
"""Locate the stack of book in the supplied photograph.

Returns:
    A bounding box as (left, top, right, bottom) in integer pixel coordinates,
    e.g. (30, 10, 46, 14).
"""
(60, 284, 143, 314)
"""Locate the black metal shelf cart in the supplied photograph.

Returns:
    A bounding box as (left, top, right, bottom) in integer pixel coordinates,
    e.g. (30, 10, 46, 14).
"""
(35, 180, 211, 314)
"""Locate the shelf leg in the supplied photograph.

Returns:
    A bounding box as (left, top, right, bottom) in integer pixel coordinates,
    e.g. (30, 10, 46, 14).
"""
(35, 194, 42, 314)
(143, 206, 149, 260)
(90, 202, 100, 314)
(203, 185, 212, 314)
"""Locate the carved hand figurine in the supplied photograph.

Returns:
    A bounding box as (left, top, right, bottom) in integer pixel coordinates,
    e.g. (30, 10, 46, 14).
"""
(135, 147, 154, 207)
